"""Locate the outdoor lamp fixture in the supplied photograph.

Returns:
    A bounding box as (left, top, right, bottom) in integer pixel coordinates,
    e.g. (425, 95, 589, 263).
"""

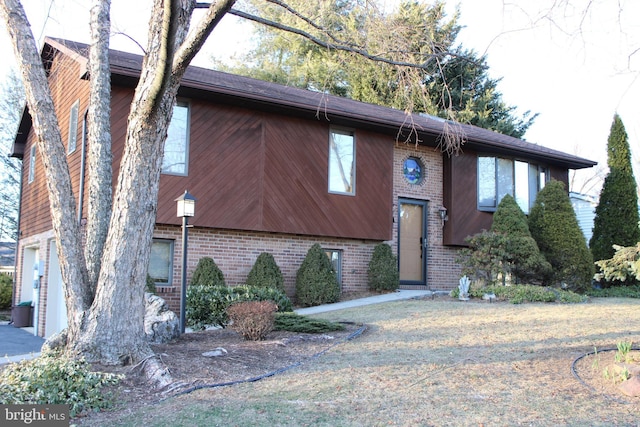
(176, 190, 196, 334)
(438, 206, 448, 227)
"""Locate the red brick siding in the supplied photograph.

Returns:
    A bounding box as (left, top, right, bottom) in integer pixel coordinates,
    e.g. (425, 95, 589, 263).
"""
(152, 225, 379, 312)
(390, 144, 461, 290)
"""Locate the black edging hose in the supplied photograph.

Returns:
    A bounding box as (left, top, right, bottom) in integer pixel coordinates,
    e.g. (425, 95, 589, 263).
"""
(571, 346, 640, 405)
(168, 323, 368, 398)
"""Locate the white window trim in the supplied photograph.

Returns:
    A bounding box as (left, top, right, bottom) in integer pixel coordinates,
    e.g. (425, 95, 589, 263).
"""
(68, 100, 80, 154)
(28, 145, 36, 184)
(149, 239, 175, 286)
(477, 155, 548, 213)
(324, 248, 343, 285)
(328, 127, 356, 196)
(161, 101, 191, 176)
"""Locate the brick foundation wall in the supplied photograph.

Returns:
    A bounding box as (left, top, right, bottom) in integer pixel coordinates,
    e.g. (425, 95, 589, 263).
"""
(153, 226, 380, 313)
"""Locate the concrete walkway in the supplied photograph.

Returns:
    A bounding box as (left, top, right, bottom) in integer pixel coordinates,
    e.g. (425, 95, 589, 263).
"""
(295, 289, 433, 315)
(0, 289, 435, 366)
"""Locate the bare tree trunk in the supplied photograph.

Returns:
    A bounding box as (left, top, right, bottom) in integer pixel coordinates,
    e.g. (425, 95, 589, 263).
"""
(68, 0, 189, 367)
(85, 0, 113, 294)
(0, 0, 91, 339)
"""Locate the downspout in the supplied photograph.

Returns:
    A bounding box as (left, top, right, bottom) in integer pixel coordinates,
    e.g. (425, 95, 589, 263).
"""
(77, 109, 88, 224)
(11, 156, 24, 307)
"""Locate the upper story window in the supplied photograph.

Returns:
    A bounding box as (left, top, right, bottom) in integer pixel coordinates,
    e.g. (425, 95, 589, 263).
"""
(162, 102, 190, 176)
(328, 128, 355, 195)
(28, 145, 36, 183)
(67, 100, 79, 154)
(478, 156, 548, 214)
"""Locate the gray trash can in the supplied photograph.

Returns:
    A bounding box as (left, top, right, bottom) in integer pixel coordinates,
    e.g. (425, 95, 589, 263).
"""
(12, 303, 33, 328)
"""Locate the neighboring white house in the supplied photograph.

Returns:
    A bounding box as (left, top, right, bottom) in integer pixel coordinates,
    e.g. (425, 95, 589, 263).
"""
(570, 192, 597, 244)
(0, 241, 16, 277)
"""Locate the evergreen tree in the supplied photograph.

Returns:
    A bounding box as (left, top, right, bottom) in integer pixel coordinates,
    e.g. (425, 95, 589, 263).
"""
(529, 181, 594, 292)
(221, 0, 535, 138)
(590, 115, 640, 266)
(295, 243, 340, 307)
(246, 252, 285, 292)
(490, 195, 551, 284)
(367, 243, 399, 292)
(190, 257, 226, 287)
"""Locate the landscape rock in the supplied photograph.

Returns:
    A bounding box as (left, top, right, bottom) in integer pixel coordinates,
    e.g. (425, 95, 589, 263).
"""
(202, 347, 228, 357)
(618, 376, 640, 397)
(144, 292, 180, 344)
(42, 329, 68, 353)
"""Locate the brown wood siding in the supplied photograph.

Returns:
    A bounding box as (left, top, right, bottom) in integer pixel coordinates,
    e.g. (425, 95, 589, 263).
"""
(19, 52, 90, 238)
(549, 167, 569, 187)
(156, 102, 393, 240)
(443, 151, 493, 246)
(443, 151, 573, 246)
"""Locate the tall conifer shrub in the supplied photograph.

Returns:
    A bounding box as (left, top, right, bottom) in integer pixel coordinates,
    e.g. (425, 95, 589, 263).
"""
(528, 180, 594, 292)
(590, 115, 640, 269)
(295, 244, 340, 307)
(491, 195, 551, 284)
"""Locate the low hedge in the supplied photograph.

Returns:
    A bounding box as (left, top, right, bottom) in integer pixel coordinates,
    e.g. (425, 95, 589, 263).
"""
(186, 284, 293, 330)
(451, 283, 588, 304)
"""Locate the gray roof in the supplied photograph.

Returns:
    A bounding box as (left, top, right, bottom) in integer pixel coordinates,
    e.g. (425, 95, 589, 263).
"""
(15, 37, 596, 170)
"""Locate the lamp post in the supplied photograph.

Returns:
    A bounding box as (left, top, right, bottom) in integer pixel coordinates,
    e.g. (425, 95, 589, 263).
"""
(175, 190, 196, 334)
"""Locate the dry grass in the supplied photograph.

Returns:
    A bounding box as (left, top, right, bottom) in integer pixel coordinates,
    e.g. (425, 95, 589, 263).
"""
(80, 297, 640, 426)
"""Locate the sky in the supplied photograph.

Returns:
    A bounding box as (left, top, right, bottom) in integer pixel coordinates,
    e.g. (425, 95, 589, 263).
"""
(1, 0, 638, 197)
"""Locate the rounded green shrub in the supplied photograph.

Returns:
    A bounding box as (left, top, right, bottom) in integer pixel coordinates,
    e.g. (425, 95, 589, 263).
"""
(367, 243, 399, 292)
(456, 230, 510, 286)
(246, 252, 284, 292)
(528, 180, 594, 292)
(190, 256, 225, 287)
(491, 194, 552, 285)
(295, 243, 340, 307)
(0, 274, 13, 309)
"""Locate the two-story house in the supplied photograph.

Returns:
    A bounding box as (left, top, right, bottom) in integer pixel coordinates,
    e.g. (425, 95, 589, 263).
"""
(11, 38, 596, 338)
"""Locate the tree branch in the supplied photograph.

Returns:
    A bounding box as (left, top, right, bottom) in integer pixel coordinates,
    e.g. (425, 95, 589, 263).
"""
(174, 0, 237, 76)
(227, 8, 437, 69)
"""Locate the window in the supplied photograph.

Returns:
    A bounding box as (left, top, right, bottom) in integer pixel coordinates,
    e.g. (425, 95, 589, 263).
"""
(403, 157, 424, 184)
(68, 100, 79, 154)
(148, 239, 174, 285)
(162, 102, 190, 175)
(28, 146, 36, 183)
(478, 156, 548, 213)
(328, 128, 355, 195)
(324, 249, 343, 284)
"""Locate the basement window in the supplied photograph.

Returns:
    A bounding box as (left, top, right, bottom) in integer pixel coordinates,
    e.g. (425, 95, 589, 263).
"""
(148, 239, 174, 286)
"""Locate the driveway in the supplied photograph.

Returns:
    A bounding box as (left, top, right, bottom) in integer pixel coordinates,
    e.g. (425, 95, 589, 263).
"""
(0, 324, 44, 363)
